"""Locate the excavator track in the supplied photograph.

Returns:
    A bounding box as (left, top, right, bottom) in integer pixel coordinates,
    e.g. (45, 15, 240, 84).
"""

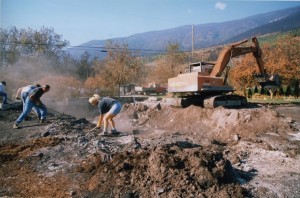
(164, 95, 247, 109)
(203, 95, 247, 109)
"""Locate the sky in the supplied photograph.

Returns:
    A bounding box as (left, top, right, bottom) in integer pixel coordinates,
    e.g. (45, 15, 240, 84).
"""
(1, 0, 300, 46)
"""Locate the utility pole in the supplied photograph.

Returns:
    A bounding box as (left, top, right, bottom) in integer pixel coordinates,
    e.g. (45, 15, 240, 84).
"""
(192, 25, 194, 61)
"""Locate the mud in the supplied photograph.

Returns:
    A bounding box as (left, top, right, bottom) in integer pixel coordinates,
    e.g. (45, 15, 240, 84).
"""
(0, 100, 299, 197)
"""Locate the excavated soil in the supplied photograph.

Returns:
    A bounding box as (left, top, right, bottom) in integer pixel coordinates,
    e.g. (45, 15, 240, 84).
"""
(0, 99, 300, 198)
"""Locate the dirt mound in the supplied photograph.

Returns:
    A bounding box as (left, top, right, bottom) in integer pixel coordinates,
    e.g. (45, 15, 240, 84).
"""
(118, 102, 292, 143)
(86, 143, 247, 197)
(0, 101, 300, 197)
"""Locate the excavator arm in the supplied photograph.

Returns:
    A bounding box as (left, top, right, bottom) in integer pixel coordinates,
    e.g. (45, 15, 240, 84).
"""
(209, 37, 265, 77)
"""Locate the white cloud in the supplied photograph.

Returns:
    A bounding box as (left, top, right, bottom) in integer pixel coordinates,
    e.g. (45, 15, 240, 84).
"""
(215, 2, 227, 10)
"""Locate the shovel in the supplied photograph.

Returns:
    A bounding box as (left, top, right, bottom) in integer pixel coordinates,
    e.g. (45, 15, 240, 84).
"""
(86, 126, 99, 136)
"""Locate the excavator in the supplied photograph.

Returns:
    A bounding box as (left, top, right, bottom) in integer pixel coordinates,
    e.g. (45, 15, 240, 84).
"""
(167, 37, 280, 108)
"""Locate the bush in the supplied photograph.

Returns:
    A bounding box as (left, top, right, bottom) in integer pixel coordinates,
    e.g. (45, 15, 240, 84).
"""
(254, 86, 258, 94)
(247, 88, 253, 99)
(285, 85, 292, 96)
(294, 80, 299, 98)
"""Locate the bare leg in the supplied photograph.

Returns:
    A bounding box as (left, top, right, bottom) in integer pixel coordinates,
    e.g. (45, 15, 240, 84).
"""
(103, 113, 116, 131)
(108, 118, 116, 130)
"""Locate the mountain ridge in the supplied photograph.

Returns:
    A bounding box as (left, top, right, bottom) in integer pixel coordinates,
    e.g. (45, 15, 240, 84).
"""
(68, 6, 300, 59)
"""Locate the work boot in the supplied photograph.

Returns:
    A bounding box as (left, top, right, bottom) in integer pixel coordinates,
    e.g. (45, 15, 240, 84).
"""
(111, 129, 118, 134)
(40, 119, 49, 124)
(13, 123, 19, 129)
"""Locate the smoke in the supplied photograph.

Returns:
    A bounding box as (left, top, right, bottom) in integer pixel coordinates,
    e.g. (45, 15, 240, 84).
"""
(0, 56, 95, 118)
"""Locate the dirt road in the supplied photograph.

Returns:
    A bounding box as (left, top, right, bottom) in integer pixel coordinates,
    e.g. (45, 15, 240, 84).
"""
(0, 101, 299, 197)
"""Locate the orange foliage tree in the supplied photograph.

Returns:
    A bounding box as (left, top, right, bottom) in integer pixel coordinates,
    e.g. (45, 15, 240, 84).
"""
(229, 55, 259, 90)
(86, 42, 143, 96)
(147, 42, 188, 84)
(263, 35, 300, 84)
(229, 35, 300, 91)
(84, 74, 109, 96)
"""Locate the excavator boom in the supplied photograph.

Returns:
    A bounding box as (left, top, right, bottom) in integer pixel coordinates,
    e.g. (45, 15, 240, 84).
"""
(210, 37, 264, 77)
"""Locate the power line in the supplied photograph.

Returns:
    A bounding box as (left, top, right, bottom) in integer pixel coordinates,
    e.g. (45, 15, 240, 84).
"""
(1, 41, 193, 55)
(0, 41, 170, 54)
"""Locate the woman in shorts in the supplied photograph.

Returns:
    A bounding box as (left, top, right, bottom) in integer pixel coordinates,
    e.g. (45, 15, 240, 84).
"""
(88, 94, 122, 135)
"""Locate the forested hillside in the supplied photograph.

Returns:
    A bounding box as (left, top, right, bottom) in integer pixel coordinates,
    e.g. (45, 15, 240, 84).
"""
(67, 6, 300, 59)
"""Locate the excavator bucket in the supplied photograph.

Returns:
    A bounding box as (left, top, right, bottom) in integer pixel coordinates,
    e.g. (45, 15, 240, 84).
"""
(253, 73, 281, 88)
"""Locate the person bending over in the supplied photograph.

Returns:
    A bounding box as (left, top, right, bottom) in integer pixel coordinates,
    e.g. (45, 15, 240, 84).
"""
(88, 94, 122, 135)
(13, 85, 50, 129)
(15, 84, 41, 119)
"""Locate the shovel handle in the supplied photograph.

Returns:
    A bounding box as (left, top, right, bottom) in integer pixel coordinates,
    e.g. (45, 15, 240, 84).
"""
(86, 126, 99, 136)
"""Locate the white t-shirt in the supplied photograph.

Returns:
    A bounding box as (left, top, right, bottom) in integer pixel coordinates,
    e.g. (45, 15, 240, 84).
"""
(21, 85, 36, 94)
(0, 83, 5, 93)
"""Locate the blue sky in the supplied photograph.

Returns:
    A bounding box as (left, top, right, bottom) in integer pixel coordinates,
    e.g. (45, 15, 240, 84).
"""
(2, 0, 300, 46)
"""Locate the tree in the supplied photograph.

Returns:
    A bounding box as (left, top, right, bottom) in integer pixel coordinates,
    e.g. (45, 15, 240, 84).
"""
(91, 41, 143, 96)
(260, 87, 265, 95)
(228, 35, 300, 92)
(285, 85, 292, 96)
(254, 86, 258, 94)
(0, 27, 20, 66)
(77, 51, 95, 81)
(263, 35, 300, 85)
(149, 42, 187, 84)
(247, 88, 253, 99)
(294, 80, 299, 98)
(229, 54, 258, 89)
(279, 86, 284, 96)
(0, 26, 69, 67)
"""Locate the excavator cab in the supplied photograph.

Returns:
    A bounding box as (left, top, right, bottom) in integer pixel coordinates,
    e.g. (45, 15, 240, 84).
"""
(185, 62, 215, 74)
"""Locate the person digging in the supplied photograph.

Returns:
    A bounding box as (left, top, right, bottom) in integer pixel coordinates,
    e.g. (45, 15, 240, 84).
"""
(15, 84, 41, 120)
(88, 94, 122, 135)
(13, 85, 50, 129)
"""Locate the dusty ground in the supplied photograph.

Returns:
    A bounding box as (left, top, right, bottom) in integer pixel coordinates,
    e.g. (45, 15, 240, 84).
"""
(0, 99, 300, 197)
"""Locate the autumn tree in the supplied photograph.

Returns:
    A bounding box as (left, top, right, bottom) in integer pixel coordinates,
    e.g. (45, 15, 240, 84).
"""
(89, 41, 143, 96)
(263, 34, 300, 85)
(148, 42, 188, 84)
(229, 34, 300, 92)
(229, 54, 258, 89)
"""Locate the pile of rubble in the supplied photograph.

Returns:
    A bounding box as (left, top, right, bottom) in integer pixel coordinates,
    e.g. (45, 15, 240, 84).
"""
(0, 100, 299, 197)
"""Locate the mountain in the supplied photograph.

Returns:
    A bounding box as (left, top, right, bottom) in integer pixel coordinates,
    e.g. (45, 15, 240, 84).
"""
(67, 6, 300, 59)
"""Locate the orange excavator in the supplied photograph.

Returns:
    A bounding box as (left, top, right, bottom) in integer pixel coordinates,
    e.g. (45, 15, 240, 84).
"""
(168, 37, 280, 108)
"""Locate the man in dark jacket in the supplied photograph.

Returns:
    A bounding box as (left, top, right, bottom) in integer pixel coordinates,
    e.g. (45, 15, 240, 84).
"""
(13, 85, 50, 129)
